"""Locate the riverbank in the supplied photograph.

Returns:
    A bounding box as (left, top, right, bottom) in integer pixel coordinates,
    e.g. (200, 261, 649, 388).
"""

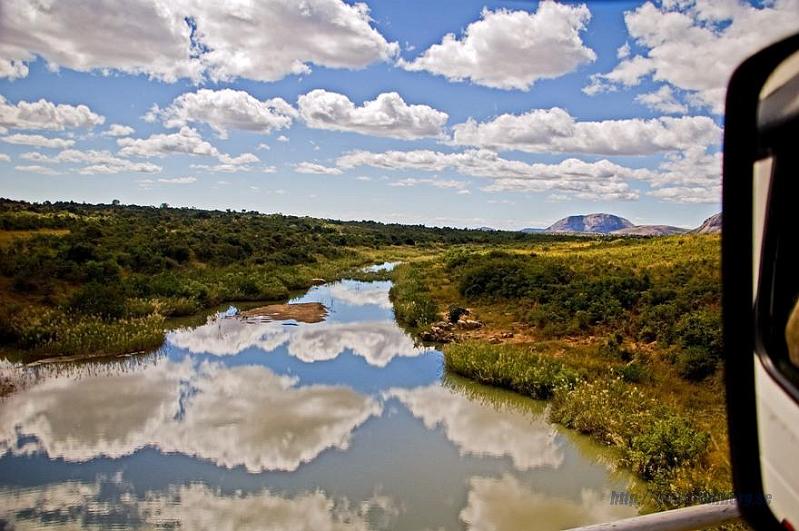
(389, 235, 738, 517)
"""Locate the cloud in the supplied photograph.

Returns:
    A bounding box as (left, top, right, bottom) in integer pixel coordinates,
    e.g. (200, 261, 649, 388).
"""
(218, 152, 260, 165)
(1, 134, 75, 149)
(21, 148, 162, 175)
(0, 154, 9, 162)
(158, 176, 197, 184)
(0, 361, 381, 473)
(286, 322, 427, 367)
(399, 4, 595, 90)
(0, 95, 104, 131)
(0, 0, 397, 83)
(102, 124, 135, 137)
(277, 135, 290, 142)
(585, 0, 799, 113)
(385, 385, 564, 470)
(118, 127, 257, 167)
(118, 127, 218, 158)
(450, 107, 719, 155)
(294, 162, 343, 175)
(617, 41, 631, 59)
(141, 484, 383, 531)
(0, 480, 390, 531)
(14, 164, 59, 175)
(460, 475, 637, 531)
(191, 163, 259, 173)
(327, 282, 393, 309)
(646, 147, 721, 203)
(298, 90, 448, 139)
(148, 89, 296, 139)
(337, 148, 648, 201)
(0, 58, 28, 79)
(388, 177, 468, 191)
(634, 86, 688, 114)
(169, 317, 428, 368)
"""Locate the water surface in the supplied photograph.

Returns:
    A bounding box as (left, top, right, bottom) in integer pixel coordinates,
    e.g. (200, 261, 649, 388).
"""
(0, 277, 636, 530)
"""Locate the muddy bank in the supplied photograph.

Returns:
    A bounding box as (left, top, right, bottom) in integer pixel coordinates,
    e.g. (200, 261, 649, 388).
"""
(239, 302, 328, 323)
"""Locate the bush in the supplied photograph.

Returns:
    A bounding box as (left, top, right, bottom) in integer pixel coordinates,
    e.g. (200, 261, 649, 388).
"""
(447, 305, 468, 323)
(390, 263, 439, 329)
(69, 282, 127, 320)
(599, 332, 633, 361)
(618, 362, 651, 383)
(445, 342, 580, 399)
(676, 346, 718, 381)
(675, 309, 722, 358)
(627, 416, 710, 480)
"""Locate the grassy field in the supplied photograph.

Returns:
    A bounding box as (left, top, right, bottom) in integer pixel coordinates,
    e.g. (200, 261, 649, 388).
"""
(0, 199, 734, 518)
(0, 198, 515, 362)
(389, 235, 733, 515)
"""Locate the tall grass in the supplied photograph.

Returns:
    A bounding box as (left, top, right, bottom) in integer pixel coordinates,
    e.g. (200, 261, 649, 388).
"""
(3, 306, 165, 360)
(445, 342, 580, 399)
(389, 263, 439, 329)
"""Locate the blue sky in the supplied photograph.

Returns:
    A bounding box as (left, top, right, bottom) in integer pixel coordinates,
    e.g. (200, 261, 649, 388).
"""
(1, 0, 797, 229)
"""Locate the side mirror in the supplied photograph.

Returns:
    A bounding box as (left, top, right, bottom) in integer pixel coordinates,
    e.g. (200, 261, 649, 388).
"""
(724, 32, 799, 530)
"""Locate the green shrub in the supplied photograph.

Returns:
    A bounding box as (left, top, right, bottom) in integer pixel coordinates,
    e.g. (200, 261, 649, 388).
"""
(550, 377, 656, 446)
(676, 346, 718, 381)
(599, 332, 633, 361)
(69, 281, 127, 319)
(675, 309, 722, 358)
(390, 263, 439, 329)
(627, 416, 709, 480)
(618, 362, 651, 383)
(445, 342, 579, 399)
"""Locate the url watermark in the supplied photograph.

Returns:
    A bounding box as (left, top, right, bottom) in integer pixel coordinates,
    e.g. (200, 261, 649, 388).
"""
(610, 490, 772, 507)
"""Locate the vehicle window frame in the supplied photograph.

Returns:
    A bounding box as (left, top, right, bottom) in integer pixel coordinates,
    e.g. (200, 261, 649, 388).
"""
(723, 31, 799, 531)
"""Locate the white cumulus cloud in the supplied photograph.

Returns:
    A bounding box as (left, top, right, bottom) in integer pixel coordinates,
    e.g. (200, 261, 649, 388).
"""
(14, 164, 59, 175)
(0, 95, 104, 131)
(399, 3, 596, 90)
(298, 90, 448, 139)
(294, 162, 343, 175)
(102, 124, 135, 137)
(118, 127, 257, 167)
(0, 0, 398, 83)
(584, 0, 799, 113)
(337, 148, 648, 201)
(450, 107, 720, 155)
(148, 89, 296, 139)
(158, 176, 197, 184)
(634, 86, 688, 114)
(20, 148, 162, 175)
(1, 134, 75, 149)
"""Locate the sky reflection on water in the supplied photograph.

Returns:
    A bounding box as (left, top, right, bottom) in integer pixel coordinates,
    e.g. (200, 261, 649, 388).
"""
(0, 278, 636, 530)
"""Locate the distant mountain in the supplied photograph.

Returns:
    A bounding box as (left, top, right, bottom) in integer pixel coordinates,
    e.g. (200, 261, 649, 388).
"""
(691, 213, 721, 234)
(520, 227, 545, 234)
(477, 226, 496, 232)
(612, 225, 689, 236)
(546, 214, 634, 234)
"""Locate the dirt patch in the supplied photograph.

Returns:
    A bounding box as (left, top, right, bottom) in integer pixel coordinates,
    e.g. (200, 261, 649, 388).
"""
(240, 302, 328, 323)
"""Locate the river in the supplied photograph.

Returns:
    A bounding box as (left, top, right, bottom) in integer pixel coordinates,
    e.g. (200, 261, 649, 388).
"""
(0, 270, 637, 530)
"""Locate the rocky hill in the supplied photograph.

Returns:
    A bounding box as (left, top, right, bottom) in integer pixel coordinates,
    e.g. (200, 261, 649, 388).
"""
(545, 213, 634, 234)
(691, 213, 721, 234)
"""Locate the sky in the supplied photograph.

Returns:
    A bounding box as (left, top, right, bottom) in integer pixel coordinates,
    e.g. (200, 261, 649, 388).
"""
(0, 0, 797, 230)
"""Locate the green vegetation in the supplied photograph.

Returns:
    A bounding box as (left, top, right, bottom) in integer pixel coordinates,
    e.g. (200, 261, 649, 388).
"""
(389, 262, 439, 329)
(390, 235, 730, 513)
(445, 342, 579, 399)
(0, 198, 546, 360)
